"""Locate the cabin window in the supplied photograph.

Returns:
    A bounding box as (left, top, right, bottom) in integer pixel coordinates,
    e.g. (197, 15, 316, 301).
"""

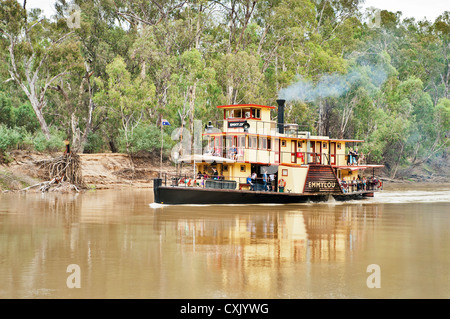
(239, 136, 246, 148)
(323, 142, 327, 149)
(281, 140, 286, 147)
(240, 165, 246, 172)
(223, 165, 228, 172)
(260, 137, 267, 150)
(225, 136, 233, 149)
(251, 108, 261, 119)
(298, 141, 303, 148)
(337, 143, 341, 149)
(227, 109, 242, 118)
(282, 169, 288, 176)
(214, 136, 223, 155)
(267, 138, 271, 150)
(249, 136, 257, 149)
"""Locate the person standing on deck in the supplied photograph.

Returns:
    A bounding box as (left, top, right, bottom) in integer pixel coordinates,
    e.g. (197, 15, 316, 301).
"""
(247, 174, 255, 191)
(262, 168, 268, 191)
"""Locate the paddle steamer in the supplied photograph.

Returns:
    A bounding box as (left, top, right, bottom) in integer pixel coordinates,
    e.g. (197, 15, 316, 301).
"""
(153, 99, 383, 205)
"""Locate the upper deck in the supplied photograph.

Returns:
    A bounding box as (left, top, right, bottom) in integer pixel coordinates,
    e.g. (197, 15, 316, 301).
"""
(202, 102, 370, 168)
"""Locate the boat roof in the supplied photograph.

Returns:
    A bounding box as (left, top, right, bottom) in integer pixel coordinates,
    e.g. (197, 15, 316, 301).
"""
(217, 104, 276, 109)
(178, 154, 236, 163)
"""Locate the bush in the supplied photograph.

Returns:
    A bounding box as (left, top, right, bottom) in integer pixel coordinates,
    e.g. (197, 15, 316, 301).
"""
(0, 93, 13, 127)
(32, 129, 66, 152)
(83, 131, 105, 153)
(0, 124, 22, 152)
(13, 102, 40, 133)
(117, 123, 173, 154)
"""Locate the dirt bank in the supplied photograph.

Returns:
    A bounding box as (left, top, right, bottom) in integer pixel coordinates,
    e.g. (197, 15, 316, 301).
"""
(1, 150, 180, 191)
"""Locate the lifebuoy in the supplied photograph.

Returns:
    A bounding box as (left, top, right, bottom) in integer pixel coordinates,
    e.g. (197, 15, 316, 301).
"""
(278, 179, 286, 188)
(378, 180, 383, 189)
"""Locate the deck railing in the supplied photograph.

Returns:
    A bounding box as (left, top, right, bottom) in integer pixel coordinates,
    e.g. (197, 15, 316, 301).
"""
(186, 146, 371, 167)
(158, 172, 382, 193)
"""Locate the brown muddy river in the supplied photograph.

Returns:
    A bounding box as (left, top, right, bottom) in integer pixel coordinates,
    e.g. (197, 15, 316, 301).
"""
(0, 183, 449, 299)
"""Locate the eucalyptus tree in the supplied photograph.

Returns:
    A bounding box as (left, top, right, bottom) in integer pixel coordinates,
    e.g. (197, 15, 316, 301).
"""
(93, 56, 155, 155)
(0, 0, 81, 139)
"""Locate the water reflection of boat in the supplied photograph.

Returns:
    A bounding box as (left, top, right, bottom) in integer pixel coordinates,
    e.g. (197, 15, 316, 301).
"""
(153, 99, 383, 205)
(152, 204, 383, 265)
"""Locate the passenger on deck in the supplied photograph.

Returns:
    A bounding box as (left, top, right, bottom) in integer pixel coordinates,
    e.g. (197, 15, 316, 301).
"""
(262, 169, 268, 191)
(247, 175, 255, 191)
(269, 173, 275, 191)
(251, 172, 257, 185)
(212, 167, 218, 180)
(231, 146, 237, 160)
(341, 178, 348, 193)
(349, 148, 357, 165)
(352, 177, 357, 192)
(358, 151, 365, 165)
(348, 148, 354, 165)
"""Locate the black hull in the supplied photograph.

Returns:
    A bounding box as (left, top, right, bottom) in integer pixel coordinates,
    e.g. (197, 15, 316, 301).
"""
(153, 180, 373, 205)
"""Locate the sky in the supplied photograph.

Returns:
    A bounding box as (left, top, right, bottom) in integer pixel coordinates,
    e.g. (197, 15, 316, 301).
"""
(25, 0, 449, 22)
(361, 0, 449, 21)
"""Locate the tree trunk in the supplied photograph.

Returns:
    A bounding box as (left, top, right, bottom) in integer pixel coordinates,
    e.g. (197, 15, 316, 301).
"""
(30, 99, 51, 139)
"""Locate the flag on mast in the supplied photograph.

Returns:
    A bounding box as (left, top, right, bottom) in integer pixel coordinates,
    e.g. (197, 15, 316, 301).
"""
(161, 119, 171, 126)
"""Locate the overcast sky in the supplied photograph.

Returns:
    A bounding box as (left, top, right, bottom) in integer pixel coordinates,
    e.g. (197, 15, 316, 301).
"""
(25, 0, 449, 22)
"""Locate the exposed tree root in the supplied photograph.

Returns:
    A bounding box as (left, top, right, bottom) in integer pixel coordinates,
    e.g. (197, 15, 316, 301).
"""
(21, 153, 84, 192)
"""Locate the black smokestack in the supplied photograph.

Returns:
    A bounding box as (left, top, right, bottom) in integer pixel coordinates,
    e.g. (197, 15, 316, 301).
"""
(276, 99, 285, 134)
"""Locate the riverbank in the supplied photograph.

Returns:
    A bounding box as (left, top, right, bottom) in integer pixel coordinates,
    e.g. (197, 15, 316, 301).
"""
(1, 150, 448, 193)
(0, 150, 177, 192)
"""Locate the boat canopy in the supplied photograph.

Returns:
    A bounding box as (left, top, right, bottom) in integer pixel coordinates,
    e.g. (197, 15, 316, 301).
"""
(178, 154, 236, 164)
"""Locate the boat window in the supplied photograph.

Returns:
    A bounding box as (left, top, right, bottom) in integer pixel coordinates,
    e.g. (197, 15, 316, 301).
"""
(323, 142, 327, 149)
(240, 165, 246, 172)
(225, 136, 233, 148)
(239, 136, 246, 148)
(298, 141, 303, 148)
(260, 137, 267, 150)
(251, 108, 261, 119)
(227, 109, 242, 118)
(281, 140, 286, 147)
(268, 138, 271, 150)
(249, 136, 257, 149)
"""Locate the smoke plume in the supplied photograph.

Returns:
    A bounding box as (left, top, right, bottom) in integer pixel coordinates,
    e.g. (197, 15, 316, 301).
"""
(278, 64, 388, 102)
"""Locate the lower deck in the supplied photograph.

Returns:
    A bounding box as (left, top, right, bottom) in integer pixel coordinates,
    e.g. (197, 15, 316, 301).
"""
(153, 179, 378, 205)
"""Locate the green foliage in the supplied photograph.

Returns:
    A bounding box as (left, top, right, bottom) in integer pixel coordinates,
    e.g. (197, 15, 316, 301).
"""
(0, 124, 21, 152)
(117, 122, 173, 155)
(32, 129, 65, 152)
(13, 102, 40, 133)
(0, 93, 13, 127)
(83, 132, 105, 154)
